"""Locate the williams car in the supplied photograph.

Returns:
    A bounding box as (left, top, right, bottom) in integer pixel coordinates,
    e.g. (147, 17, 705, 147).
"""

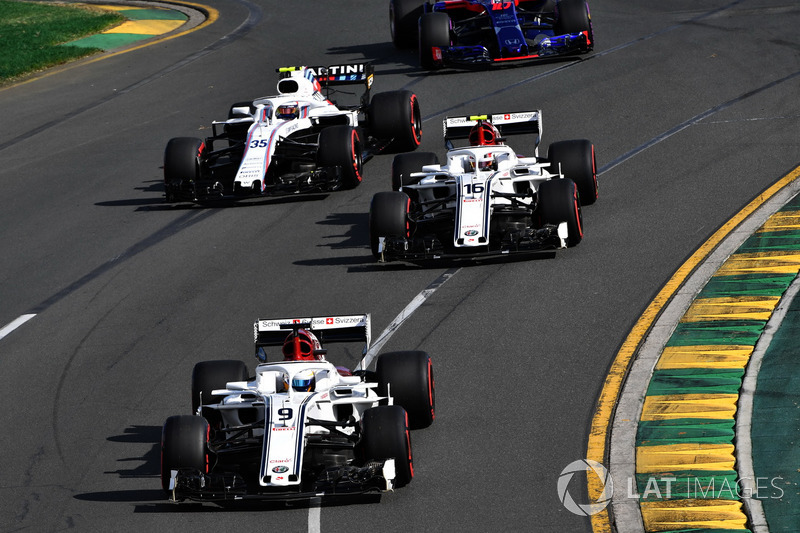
(163, 63, 422, 202)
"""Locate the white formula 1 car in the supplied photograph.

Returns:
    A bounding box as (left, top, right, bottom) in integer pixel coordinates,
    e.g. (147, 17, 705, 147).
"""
(160, 314, 435, 503)
(369, 111, 597, 262)
(164, 62, 422, 203)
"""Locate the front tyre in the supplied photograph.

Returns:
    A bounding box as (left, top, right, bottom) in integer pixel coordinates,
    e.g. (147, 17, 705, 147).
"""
(390, 0, 423, 48)
(548, 139, 597, 206)
(537, 178, 583, 247)
(419, 12, 451, 70)
(361, 405, 414, 487)
(369, 90, 422, 153)
(392, 152, 439, 190)
(555, 0, 593, 45)
(161, 415, 209, 493)
(164, 137, 204, 201)
(369, 191, 410, 259)
(377, 350, 435, 429)
(191, 360, 249, 413)
(317, 125, 363, 189)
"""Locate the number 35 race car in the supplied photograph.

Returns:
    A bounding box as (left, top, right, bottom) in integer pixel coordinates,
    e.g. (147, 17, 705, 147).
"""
(390, 0, 593, 69)
(369, 111, 597, 262)
(163, 63, 422, 203)
(160, 314, 435, 503)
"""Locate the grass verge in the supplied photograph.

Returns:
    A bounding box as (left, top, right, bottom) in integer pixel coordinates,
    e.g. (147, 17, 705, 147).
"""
(0, 0, 123, 84)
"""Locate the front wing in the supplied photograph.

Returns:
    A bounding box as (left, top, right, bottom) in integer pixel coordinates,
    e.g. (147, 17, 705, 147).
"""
(166, 460, 396, 503)
(432, 31, 592, 67)
(375, 222, 568, 263)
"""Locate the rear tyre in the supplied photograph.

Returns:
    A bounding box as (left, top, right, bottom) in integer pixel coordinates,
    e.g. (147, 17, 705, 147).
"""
(537, 178, 583, 247)
(191, 360, 249, 413)
(164, 137, 204, 201)
(548, 139, 597, 206)
(369, 191, 410, 259)
(555, 0, 593, 42)
(317, 125, 363, 189)
(390, 0, 423, 48)
(377, 351, 435, 429)
(161, 415, 208, 492)
(369, 90, 422, 153)
(361, 406, 413, 487)
(392, 152, 439, 191)
(419, 12, 451, 70)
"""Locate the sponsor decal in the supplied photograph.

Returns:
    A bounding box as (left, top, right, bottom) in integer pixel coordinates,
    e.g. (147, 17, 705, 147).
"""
(269, 458, 291, 463)
(505, 38, 521, 46)
(326, 317, 334, 324)
(272, 466, 289, 473)
(272, 426, 296, 432)
(464, 230, 479, 236)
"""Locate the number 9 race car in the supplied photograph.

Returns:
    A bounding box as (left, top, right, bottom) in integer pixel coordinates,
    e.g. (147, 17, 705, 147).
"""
(369, 111, 597, 262)
(390, 0, 593, 69)
(163, 62, 422, 203)
(160, 314, 435, 503)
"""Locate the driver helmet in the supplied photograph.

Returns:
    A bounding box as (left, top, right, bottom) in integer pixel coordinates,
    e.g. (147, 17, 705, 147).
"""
(282, 328, 323, 361)
(291, 369, 316, 392)
(468, 121, 501, 146)
(276, 103, 299, 120)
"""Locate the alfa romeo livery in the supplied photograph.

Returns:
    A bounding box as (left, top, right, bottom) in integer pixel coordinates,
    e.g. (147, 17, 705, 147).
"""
(160, 314, 435, 502)
(369, 111, 598, 262)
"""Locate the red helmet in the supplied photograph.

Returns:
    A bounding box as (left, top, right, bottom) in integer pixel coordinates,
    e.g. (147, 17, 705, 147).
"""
(468, 121, 500, 146)
(282, 329, 323, 361)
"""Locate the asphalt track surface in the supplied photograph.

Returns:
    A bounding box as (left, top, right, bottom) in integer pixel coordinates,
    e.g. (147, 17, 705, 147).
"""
(0, 1, 798, 531)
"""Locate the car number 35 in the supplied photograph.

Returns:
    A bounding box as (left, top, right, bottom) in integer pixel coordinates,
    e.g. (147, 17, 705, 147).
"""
(249, 139, 269, 148)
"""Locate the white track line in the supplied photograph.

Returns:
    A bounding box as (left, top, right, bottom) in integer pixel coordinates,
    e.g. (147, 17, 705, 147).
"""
(309, 267, 458, 532)
(0, 314, 36, 341)
(357, 268, 459, 372)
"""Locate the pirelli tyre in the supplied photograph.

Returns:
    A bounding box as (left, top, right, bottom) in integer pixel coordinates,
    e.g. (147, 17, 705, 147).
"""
(376, 350, 435, 429)
(369, 90, 422, 153)
(191, 360, 249, 413)
(391, 152, 439, 191)
(390, 0, 424, 48)
(361, 405, 414, 487)
(419, 12, 451, 70)
(163, 137, 204, 201)
(547, 139, 598, 206)
(161, 415, 209, 493)
(554, 0, 593, 45)
(369, 191, 410, 259)
(317, 125, 363, 189)
(538, 178, 583, 247)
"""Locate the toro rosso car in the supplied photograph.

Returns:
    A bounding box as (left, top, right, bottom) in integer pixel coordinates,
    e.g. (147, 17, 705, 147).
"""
(160, 314, 435, 502)
(369, 111, 597, 262)
(163, 62, 422, 203)
(390, 0, 593, 69)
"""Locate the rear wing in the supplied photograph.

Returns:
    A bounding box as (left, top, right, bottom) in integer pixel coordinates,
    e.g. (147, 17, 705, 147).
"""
(254, 314, 371, 359)
(277, 63, 374, 105)
(443, 111, 542, 149)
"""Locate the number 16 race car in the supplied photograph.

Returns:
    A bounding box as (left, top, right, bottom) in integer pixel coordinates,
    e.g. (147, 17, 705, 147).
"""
(163, 62, 422, 203)
(369, 111, 597, 262)
(160, 314, 435, 503)
(390, 0, 593, 69)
